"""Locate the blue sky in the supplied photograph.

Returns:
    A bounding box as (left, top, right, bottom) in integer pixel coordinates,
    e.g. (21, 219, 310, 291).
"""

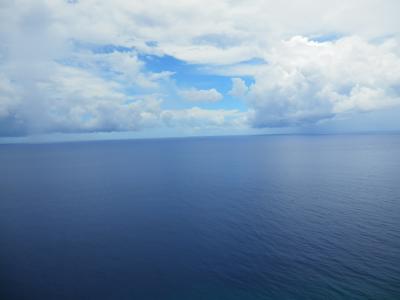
(0, 0, 400, 142)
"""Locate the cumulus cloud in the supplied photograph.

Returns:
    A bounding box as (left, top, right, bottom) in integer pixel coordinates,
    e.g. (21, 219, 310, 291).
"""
(0, 1, 178, 136)
(0, 63, 164, 134)
(229, 78, 249, 97)
(179, 88, 223, 103)
(1, 0, 400, 137)
(0, 60, 243, 135)
(247, 36, 400, 127)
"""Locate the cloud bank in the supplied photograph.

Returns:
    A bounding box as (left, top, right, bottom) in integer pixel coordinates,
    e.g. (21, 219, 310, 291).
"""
(246, 36, 400, 127)
(0, 0, 400, 138)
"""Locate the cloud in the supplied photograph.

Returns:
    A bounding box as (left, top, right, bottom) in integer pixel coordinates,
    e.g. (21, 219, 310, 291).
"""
(0, 59, 243, 135)
(70, 50, 174, 89)
(0, 62, 164, 135)
(1, 0, 400, 137)
(0, 1, 173, 136)
(179, 88, 223, 103)
(42, 66, 162, 132)
(52, 0, 399, 65)
(161, 107, 247, 129)
(5, 0, 399, 65)
(229, 78, 248, 97)
(0, 75, 20, 119)
(246, 36, 400, 127)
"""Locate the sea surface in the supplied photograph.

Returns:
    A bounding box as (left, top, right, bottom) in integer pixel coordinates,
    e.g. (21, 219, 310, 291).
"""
(0, 134, 399, 299)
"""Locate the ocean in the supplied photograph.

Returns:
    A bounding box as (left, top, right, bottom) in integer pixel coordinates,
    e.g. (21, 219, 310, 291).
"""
(0, 134, 399, 299)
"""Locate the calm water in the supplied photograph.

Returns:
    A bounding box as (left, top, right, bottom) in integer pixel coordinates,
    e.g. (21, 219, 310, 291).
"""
(0, 134, 400, 299)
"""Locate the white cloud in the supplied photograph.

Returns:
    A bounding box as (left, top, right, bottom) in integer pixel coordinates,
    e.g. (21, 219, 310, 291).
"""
(15, 63, 163, 133)
(229, 78, 249, 97)
(0, 60, 242, 134)
(5, 0, 399, 65)
(0, 1, 174, 135)
(0, 55, 242, 135)
(161, 107, 247, 129)
(247, 36, 400, 127)
(179, 88, 223, 103)
(51, 0, 400, 65)
(1, 0, 400, 137)
(71, 51, 173, 89)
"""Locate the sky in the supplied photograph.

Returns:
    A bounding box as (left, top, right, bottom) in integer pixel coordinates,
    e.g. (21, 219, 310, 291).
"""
(1, 0, 400, 142)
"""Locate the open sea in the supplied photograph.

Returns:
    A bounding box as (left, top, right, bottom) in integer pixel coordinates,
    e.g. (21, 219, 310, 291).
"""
(0, 134, 399, 299)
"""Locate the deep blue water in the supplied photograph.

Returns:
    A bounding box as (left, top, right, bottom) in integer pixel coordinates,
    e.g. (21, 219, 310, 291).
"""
(0, 134, 400, 299)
